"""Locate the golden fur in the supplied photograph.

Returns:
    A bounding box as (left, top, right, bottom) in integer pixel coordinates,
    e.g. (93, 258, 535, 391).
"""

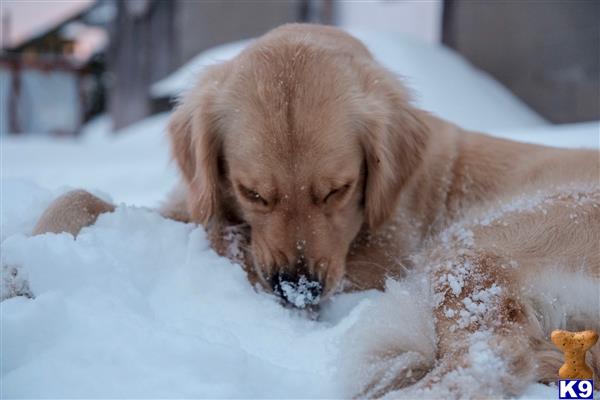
(33, 24, 600, 396)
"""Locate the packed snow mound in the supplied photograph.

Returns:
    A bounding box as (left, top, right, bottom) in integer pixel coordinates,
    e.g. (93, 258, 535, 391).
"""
(0, 180, 379, 398)
(151, 29, 546, 132)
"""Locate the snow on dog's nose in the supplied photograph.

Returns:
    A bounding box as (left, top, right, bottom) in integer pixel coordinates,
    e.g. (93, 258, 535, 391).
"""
(270, 272, 322, 308)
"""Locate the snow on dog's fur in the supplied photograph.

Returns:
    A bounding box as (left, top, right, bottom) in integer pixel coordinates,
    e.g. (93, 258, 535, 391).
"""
(339, 187, 599, 398)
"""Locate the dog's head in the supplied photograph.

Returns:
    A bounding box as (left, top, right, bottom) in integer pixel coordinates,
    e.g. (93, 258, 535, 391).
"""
(168, 25, 428, 305)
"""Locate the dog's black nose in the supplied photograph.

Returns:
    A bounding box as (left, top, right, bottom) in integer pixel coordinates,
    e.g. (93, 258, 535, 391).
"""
(270, 272, 322, 308)
(270, 271, 294, 292)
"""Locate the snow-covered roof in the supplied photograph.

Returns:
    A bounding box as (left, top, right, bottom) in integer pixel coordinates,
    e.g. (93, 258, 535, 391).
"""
(2, 1, 95, 49)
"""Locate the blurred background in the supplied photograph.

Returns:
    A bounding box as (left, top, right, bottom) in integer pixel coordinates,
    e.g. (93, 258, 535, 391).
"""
(1, 0, 598, 137)
(2, 0, 599, 207)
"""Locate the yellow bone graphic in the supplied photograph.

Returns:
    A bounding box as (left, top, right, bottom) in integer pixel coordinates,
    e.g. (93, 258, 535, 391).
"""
(551, 329, 598, 380)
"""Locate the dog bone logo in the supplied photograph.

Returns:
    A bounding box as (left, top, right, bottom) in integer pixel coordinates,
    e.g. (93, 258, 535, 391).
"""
(551, 329, 598, 380)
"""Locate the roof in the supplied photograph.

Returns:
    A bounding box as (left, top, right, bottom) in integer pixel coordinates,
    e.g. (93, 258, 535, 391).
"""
(1, 0, 95, 50)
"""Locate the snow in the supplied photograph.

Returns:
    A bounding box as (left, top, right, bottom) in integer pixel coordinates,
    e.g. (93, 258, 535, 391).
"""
(2, 113, 177, 207)
(1, 203, 353, 398)
(488, 120, 600, 149)
(3, 32, 600, 399)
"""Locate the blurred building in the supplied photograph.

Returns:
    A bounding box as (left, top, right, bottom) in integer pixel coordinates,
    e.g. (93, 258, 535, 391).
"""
(0, 0, 111, 135)
(1, 0, 598, 135)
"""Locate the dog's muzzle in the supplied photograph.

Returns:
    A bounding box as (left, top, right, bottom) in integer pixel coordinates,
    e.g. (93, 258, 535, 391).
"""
(270, 271, 322, 308)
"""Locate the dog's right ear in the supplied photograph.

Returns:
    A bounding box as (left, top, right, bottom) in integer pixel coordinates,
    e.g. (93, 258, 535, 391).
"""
(167, 65, 227, 226)
(357, 74, 430, 230)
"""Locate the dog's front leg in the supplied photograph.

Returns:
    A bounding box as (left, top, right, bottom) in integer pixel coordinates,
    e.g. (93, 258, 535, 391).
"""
(33, 190, 115, 237)
(392, 250, 536, 399)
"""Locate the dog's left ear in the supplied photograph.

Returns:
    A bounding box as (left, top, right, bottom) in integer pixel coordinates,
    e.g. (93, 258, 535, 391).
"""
(167, 64, 228, 226)
(357, 78, 430, 230)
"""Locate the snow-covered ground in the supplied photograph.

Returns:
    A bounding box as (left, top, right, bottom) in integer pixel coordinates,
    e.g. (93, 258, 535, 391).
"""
(2, 30, 599, 398)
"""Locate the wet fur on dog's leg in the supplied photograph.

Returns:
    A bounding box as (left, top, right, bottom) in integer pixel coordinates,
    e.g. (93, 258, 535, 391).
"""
(33, 185, 194, 238)
(399, 250, 535, 399)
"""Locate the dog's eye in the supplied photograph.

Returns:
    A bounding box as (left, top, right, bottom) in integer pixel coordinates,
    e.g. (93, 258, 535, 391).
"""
(323, 183, 351, 204)
(238, 185, 268, 206)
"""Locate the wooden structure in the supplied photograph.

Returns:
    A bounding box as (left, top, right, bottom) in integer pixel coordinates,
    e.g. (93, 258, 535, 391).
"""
(107, 0, 330, 130)
(443, 0, 600, 123)
(1, 1, 106, 136)
(0, 56, 87, 135)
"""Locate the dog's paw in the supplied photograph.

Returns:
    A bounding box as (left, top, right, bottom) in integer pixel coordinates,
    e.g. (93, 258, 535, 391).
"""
(1, 264, 33, 301)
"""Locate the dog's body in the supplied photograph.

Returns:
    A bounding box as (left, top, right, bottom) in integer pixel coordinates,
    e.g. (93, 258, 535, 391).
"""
(31, 24, 599, 397)
(342, 116, 599, 291)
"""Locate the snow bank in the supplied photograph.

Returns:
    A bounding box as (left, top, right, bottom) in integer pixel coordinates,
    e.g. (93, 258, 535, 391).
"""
(487, 120, 600, 149)
(1, 180, 378, 398)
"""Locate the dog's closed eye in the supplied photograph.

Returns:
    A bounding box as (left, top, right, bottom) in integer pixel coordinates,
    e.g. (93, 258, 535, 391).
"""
(322, 183, 352, 205)
(238, 184, 269, 207)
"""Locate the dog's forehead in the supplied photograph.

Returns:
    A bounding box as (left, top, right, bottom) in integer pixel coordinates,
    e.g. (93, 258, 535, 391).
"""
(223, 92, 359, 163)
(223, 102, 359, 173)
(225, 128, 361, 189)
(223, 44, 360, 137)
(221, 42, 364, 183)
(226, 130, 359, 168)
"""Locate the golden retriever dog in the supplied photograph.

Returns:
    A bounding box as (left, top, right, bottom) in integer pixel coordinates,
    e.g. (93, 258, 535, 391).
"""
(32, 24, 599, 397)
